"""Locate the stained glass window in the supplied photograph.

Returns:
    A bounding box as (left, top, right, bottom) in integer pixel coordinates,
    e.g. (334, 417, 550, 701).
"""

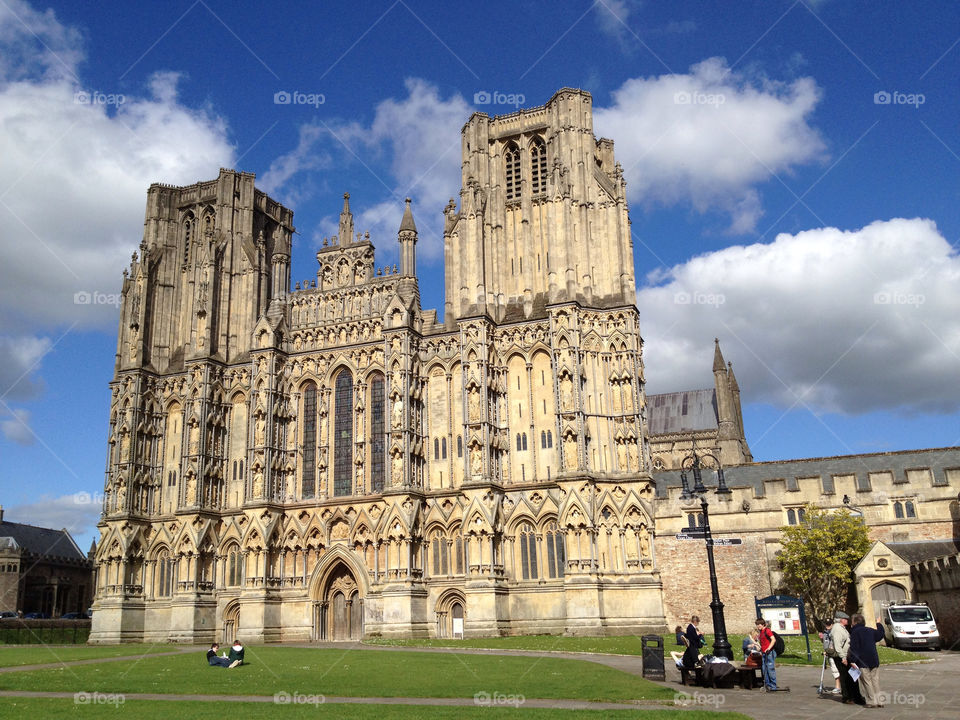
(334, 371, 353, 496)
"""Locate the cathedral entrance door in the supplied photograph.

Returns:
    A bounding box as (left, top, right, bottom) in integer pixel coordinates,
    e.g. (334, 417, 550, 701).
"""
(320, 564, 362, 641)
(222, 601, 240, 644)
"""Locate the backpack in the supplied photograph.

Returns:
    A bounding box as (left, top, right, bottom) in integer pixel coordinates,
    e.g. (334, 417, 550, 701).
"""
(771, 630, 785, 656)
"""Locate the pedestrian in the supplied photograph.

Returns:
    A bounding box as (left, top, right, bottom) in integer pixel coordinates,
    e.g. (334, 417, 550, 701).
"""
(849, 613, 885, 708)
(756, 618, 788, 692)
(829, 611, 865, 705)
(819, 618, 841, 694)
(681, 615, 704, 668)
(742, 629, 762, 666)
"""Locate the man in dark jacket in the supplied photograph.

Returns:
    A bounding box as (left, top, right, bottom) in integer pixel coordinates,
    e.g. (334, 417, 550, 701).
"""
(206, 643, 230, 667)
(227, 640, 244, 668)
(849, 613, 886, 708)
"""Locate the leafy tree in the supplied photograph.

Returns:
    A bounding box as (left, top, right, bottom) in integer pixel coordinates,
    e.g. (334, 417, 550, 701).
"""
(777, 504, 872, 628)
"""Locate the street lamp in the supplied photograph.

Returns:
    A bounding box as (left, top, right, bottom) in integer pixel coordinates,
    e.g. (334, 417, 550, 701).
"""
(680, 451, 733, 661)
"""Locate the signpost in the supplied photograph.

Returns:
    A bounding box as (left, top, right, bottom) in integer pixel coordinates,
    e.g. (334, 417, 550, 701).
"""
(675, 534, 742, 545)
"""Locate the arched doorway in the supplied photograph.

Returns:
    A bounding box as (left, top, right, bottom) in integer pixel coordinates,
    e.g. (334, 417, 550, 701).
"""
(222, 601, 240, 644)
(315, 563, 362, 641)
(435, 591, 466, 639)
(871, 581, 907, 609)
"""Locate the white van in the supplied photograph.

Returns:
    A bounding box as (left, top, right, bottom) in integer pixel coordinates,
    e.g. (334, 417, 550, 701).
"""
(882, 602, 940, 650)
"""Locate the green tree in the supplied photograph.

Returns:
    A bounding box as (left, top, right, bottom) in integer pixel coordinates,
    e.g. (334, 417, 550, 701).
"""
(777, 504, 872, 628)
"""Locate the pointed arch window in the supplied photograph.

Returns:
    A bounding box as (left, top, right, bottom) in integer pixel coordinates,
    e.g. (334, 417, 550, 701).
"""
(457, 435, 463, 458)
(301, 383, 317, 498)
(226, 546, 242, 587)
(545, 522, 565, 578)
(431, 531, 449, 576)
(156, 550, 175, 597)
(505, 143, 521, 201)
(334, 370, 354, 496)
(183, 217, 193, 266)
(518, 522, 538, 580)
(370, 375, 385, 493)
(530, 137, 546, 195)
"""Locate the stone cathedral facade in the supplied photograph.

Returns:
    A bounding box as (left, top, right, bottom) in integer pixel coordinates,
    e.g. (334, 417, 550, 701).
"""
(91, 89, 667, 643)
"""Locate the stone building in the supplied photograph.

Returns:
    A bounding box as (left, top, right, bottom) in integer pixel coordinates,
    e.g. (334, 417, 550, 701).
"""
(0, 507, 94, 616)
(91, 89, 662, 643)
(90, 88, 959, 644)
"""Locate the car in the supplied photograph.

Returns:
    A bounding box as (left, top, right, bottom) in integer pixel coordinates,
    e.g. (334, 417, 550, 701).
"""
(61, 612, 82, 619)
(22, 612, 49, 619)
(882, 602, 940, 651)
(0, 611, 17, 619)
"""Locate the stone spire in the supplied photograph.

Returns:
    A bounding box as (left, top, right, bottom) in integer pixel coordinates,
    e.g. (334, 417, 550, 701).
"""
(398, 197, 417, 277)
(713, 337, 726, 372)
(338, 192, 354, 245)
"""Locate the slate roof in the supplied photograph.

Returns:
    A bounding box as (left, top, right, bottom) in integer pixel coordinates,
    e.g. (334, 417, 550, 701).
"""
(0, 520, 87, 563)
(647, 388, 718, 435)
(886, 539, 960, 565)
(652, 446, 960, 500)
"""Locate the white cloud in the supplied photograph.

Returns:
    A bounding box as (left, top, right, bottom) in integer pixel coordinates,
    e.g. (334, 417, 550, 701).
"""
(0, 7, 235, 335)
(594, 57, 826, 232)
(1, 408, 34, 445)
(638, 218, 960, 415)
(6, 492, 102, 539)
(0, 334, 50, 401)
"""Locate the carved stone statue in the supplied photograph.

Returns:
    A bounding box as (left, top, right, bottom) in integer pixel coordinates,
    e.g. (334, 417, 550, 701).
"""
(392, 397, 403, 429)
(468, 387, 481, 422)
(392, 453, 403, 485)
(115, 479, 126, 511)
(638, 528, 651, 559)
(470, 445, 482, 476)
(253, 468, 264, 498)
(254, 414, 265, 446)
(564, 435, 577, 469)
(628, 441, 640, 472)
(617, 442, 627, 471)
(189, 422, 200, 454)
(186, 474, 197, 505)
(560, 376, 573, 411)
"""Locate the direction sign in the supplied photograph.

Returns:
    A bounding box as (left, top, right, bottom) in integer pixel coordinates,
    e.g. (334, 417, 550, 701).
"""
(678, 528, 707, 538)
(675, 533, 700, 541)
(711, 538, 743, 546)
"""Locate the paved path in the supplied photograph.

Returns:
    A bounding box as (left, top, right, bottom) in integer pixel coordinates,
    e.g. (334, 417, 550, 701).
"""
(1, 642, 957, 717)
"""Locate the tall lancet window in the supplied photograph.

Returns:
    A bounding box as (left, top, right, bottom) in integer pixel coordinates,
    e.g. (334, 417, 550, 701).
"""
(301, 383, 317, 498)
(370, 374, 385, 493)
(183, 216, 193, 266)
(505, 143, 521, 201)
(334, 370, 353, 496)
(530, 138, 546, 195)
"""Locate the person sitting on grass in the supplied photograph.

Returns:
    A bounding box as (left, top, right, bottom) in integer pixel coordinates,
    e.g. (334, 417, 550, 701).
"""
(227, 639, 244, 668)
(206, 643, 231, 668)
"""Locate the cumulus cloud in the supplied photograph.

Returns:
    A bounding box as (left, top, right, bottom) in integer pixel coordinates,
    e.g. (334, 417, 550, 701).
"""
(0, 5, 235, 335)
(0, 335, 50, 401)
(263, 78, 470, 259)
(637, 218, 960, 415)
(1, 408, 34, 445)
(6, 492, 103, 539)
(594, 57, 826, 232)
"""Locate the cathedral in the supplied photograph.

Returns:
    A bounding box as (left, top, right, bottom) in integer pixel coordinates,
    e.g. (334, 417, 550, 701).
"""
(91, 88, 960, 646)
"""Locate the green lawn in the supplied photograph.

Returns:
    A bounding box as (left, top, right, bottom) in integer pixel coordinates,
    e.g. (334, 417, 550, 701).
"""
(367, 633, 927, 665)
(0, 698, 750, 720)
(0, 647, 675, 704)
(0, 644, 184, 668)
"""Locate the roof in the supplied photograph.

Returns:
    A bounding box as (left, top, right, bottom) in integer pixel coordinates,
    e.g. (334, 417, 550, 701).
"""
(0, 520, 87, 563)
(647, 389, 718, 435)
(886, 539, 960, 565)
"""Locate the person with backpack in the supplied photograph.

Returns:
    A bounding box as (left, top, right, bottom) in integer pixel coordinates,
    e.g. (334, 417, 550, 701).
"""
(756, 617, 789, 692)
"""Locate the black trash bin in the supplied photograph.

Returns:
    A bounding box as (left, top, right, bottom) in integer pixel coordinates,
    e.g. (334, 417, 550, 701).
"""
(641, 634, 665, 680)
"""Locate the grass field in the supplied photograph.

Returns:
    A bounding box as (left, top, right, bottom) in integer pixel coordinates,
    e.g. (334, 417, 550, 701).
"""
(0, 644, 181, 668)
(0, 646, 675, 704)
(366, 633, 927, 665)
(0, 698, 751, 720)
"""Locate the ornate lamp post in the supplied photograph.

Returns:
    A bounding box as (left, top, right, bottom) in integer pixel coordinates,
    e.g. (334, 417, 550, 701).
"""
(680, 452, 733, 660)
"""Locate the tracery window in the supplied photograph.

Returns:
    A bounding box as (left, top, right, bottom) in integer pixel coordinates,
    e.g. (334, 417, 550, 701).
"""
(156, 551, 175, 597)
(518, 522, 538, 580)
(431, 532, 449, 576)
(530, 137, 546, 195)
(442, 438, 447, 459)
(226, 547, 242, 587)
(302, 383, 317, 498)
(183, 218, 193, 265)
(333, 370, 353, 496)
(545, 522, 565, 578)
(457, 435, 463, 458)
(370, 375, 385, 493)
(505, 143, 521, 201)
(455, 536, 464, 574)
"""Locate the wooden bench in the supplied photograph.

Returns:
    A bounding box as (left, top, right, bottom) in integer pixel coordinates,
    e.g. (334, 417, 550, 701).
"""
(736, 664, 764, 689)
(679, 666, 704, 687)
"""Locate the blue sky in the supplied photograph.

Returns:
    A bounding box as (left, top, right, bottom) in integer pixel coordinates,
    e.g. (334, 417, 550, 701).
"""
(1, 0, 958, 550)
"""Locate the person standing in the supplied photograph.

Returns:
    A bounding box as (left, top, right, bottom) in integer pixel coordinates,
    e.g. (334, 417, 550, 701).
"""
(681, 615, 704, 668)
(849, 613, 886, 708)
(756, 618, 789, 692)
(829, 612, 865, 705)
(819, 618, 842, 694)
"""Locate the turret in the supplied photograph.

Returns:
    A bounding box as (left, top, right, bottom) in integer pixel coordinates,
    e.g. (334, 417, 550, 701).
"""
(338, 193, 354, 245)
(398, 197, 417, 277)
